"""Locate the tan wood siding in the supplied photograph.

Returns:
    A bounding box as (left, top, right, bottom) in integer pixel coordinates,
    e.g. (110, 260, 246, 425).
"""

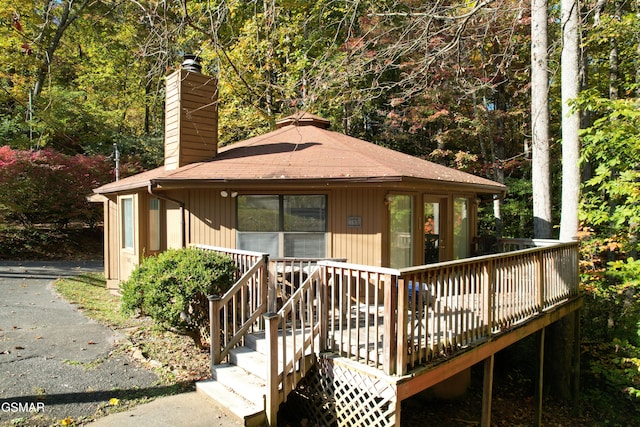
(330, 188, 385, 266)
(187, 189, 236, 248)
(164, 69, 218, 170)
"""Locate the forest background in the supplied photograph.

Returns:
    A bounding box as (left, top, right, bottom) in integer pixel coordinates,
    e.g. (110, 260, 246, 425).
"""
(1, 0, 640, 424)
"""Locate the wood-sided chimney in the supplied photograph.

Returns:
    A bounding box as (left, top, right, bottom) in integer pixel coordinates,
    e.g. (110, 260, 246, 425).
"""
(164, 55, 218, 170)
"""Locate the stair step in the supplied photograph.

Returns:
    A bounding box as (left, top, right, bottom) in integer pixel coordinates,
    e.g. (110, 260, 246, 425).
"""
(244, 331, 267, 353)
(229, 346, 268, 380)
(196, 378, 266, 427)
(212, 363, 268, 406)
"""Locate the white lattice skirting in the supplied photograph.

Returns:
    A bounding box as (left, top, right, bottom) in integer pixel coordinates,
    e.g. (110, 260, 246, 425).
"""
(290, 355, 398, 427)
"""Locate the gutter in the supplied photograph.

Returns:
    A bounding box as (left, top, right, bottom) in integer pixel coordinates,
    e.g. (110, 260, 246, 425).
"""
(147, 182, 186, 248)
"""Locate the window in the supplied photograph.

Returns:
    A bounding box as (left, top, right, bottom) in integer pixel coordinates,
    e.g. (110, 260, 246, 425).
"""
(149, 198, 161, 251)
(389, 194, 413, 268)
(121, 197, 134, 250)
(453, 197, 470, 259)
(237, 195, 327, 258)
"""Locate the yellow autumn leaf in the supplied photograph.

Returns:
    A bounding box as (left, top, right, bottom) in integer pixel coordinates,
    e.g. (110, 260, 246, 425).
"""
(60, 417, 73, 426)
(109, 398, 120, 406)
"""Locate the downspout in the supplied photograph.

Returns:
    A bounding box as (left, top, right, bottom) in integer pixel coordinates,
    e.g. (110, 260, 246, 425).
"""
(148, 182, 186, 248)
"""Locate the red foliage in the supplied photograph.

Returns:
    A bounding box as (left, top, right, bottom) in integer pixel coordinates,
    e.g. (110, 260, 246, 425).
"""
(0, 146, 114, 227)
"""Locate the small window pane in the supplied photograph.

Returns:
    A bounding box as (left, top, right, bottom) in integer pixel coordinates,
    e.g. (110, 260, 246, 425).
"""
(237, 232, 279, 257)
(149, 198, 160, 251)
(284, 195, 326, 232)
(284, 233, 326, 258)
(122, 198, 134, 250)
(237, 195, 280, 231)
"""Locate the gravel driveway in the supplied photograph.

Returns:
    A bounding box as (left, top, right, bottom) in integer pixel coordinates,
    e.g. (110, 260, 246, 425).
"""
(0, 261, 159, 426)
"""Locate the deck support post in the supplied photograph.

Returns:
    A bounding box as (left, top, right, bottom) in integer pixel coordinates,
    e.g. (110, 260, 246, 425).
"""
(572, 309, 581, 415)
(481, 354, 495, 427)
(535, 327, 546, 427)
(265, 312, 279, 427)
(208, 295, 221, 367)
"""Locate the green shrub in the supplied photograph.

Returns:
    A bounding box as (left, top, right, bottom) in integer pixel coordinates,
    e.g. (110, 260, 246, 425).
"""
(120, 248, 237, 347)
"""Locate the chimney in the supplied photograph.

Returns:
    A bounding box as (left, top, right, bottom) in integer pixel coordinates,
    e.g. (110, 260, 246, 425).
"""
(164, 55, 218, 170)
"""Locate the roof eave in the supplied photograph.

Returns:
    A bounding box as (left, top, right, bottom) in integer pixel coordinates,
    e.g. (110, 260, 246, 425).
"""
(93, 179, 153, 195)
(150, 175, 506, 194)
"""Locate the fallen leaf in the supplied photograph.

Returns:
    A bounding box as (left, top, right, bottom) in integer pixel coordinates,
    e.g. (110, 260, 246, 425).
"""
(60, 417, 73, 426)
(108, 397, 120, 406)
(87, 341, 97, 345)
(34, 336, 43, 340)
(15, 346, 25, 350)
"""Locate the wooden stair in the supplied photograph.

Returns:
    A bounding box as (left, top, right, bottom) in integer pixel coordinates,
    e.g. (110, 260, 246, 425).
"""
(196, 333, 269, 427)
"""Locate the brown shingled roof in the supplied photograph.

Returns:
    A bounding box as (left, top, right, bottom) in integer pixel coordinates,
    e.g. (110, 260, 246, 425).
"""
(94, 113, 505, 195)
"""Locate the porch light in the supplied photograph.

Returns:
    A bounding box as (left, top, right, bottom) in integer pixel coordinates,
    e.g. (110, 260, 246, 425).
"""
(220, 190, 238, 198)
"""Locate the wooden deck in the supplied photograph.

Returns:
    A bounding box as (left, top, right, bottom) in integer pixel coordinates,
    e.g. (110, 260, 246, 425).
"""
(196, 240, 581, 427)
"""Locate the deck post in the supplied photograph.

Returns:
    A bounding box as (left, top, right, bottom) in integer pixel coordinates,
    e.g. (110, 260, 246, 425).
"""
(483, 260, 495, 337)
(392, 276, 404, 375)
(208, 295, 221, 367)
(264, 255, 277, 313)
(319, 264, 328, 350)
(535, 327, 546, 427)
(572, 309, 581, 415)
(537, 251, 545, 312)
(481, 354, 495, 427)
(264, 312, 279, 427)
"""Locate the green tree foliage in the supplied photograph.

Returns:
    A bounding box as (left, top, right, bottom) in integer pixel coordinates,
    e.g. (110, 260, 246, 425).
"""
(577, 1, 640, 406)
(120, 248, 237, 348)
(1, 0, 165, 160)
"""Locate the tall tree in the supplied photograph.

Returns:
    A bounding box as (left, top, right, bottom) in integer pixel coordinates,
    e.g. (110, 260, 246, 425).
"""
(531, 0, 553, 239)
(559, 0, 580, 241)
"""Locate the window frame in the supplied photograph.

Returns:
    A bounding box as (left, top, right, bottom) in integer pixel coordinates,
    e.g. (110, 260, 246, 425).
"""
(236, 194, 328, 258)
(121, 196, 135, 251)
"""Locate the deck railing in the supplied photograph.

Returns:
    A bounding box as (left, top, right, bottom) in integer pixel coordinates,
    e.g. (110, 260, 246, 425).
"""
(321, 261, 399, 373)
(195, 245, 269, 365)
(199, 241, 579, 424)
(265, 267, 324, 424)
(397, 240, 579, 373)
(268, 258, 346, 312)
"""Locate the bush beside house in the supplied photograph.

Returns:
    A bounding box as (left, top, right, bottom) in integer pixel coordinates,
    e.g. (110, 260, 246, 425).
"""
(120, 248, 237, 347)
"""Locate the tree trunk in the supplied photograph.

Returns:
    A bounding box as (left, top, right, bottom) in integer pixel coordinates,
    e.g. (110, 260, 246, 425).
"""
(548, 0, 582, 408)
(531, 0, 553, 239)
(559, 0, 581, 242)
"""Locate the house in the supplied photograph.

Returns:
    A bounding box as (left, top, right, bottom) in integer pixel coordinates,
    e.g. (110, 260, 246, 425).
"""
(92, 57, 505, 290)
(92, 58, 581, 427)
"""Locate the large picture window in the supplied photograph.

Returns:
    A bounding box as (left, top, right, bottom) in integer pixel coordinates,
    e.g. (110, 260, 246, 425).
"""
(237, 195, 327, 258)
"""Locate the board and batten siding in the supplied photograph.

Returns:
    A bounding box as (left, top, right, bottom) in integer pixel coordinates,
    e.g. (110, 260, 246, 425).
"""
(183, 187, 384, 266)
(186, 189, 236, 248)
(330, 188, 385, 267)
